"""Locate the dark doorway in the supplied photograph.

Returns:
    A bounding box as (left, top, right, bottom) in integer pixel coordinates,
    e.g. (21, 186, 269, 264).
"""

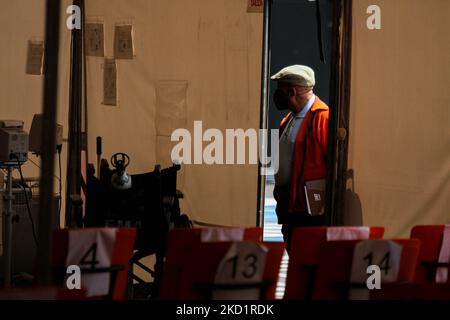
(264, 0, 333, 241)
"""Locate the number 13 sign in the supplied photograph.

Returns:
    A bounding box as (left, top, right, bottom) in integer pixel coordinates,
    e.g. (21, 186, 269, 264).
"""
(213, 242, 268, 300)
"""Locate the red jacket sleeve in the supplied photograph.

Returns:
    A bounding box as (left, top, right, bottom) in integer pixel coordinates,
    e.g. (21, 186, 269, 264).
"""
(314, 110, 329, 156)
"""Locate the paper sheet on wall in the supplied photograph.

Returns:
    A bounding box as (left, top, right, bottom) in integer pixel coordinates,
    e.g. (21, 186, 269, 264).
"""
(349, 240, 402, 300)
(212, 242, 267, 300)
(103, 58, 117, 106)
(85, 23, 104, 57)
(114, 25, 134, 59)
(155, 81, 188, 136)
(26, 40, 44, 75)
(65, 228, 117, 297)
(247, 0, 264, 13)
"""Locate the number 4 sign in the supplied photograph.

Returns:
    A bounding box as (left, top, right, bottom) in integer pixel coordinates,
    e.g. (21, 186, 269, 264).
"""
(349, 240, 402, 300)
(213, 242, 268, 300)
(65, 229, 117, 297)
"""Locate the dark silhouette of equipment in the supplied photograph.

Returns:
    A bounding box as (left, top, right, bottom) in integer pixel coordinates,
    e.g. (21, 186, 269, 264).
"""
(110, 153, 132, 190)
(84, 152, 190, 298)
(96, 136, 102, 178)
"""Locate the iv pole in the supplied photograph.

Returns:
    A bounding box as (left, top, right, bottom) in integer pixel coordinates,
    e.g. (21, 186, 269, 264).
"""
(2, 165, 14, 287)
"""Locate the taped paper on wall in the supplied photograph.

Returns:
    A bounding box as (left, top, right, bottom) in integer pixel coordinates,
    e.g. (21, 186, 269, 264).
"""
(103, 58, 117, 106)
(85, 23, 105, 57)
(114, 25, 134, 59)
(247, 0, 264, 13)
(155, 81, 188, 136)
(26, 40, 44, 75)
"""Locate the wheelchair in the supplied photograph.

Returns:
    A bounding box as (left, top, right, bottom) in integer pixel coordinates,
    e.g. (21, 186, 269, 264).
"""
(84, 153, 191, 299)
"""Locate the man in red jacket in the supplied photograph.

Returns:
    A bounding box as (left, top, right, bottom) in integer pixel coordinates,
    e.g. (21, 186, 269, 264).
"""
(271, 65, 329, 248)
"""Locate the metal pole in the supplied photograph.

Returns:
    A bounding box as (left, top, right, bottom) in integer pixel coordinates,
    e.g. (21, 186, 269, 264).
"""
(37, 0, 61, 285)
(335, 0, 353, 225)
(324, 0, 353, 226)
(256, 0, 272, 228)
(3, 166, 14, 287)
(65, 0, 84, 228)
(325, 0, 341, 226)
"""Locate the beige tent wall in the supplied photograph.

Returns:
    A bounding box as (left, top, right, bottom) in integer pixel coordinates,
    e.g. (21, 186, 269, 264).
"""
(85, 0, 263, 227)
(0, 0, 262, 283)
(345, 0, 450, 237)
(0, 0, 72, 253)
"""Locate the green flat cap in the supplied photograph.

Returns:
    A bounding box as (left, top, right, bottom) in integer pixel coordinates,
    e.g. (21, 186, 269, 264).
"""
(271, 65, 315, 87)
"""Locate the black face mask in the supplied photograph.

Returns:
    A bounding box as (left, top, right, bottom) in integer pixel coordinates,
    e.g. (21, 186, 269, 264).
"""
(273, 89, 290, 110)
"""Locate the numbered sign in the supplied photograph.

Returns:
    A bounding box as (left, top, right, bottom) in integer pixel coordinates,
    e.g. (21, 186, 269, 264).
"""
(65, 228, 117, 297)
(349, 240, 402, 300)
(212, 242, 267, 300)
(436, 225, 450, 283)
(201, 227, 244, 242)
(326, 226, 370, 241)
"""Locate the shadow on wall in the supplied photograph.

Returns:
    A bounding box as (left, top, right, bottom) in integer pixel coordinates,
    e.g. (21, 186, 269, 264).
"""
(342, 169, 363, 226)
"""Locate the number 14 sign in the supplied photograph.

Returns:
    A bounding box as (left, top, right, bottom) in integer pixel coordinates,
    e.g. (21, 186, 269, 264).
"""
(349, 240, 402, 300)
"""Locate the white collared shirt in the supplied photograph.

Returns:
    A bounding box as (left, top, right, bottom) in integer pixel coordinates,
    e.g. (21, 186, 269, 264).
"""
(275, 95, 316, 187)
